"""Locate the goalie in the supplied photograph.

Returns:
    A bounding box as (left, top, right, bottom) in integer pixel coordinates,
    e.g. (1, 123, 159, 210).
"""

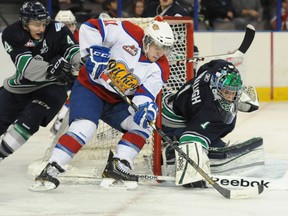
(161, 59, 260, 188)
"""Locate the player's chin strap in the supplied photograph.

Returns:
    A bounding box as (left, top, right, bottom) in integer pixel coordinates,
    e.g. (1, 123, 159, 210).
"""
(100, 72, 264, 199)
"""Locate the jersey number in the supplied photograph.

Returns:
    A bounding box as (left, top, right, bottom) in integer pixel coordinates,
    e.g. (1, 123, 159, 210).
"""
(67, 35, 75, 45)
(4, 41, 13, 53)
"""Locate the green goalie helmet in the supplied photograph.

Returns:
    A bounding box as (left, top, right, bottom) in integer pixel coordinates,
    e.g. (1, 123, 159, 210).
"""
(210, 64, 243, 124)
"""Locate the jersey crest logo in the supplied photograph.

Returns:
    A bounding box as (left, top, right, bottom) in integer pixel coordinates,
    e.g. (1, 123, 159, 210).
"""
(200, 121, 210, 129)
(123, 45, 138, 56)
(152, 23, 160, 30)
(24, 39, 36, 47)
(107, 59, 139, 93)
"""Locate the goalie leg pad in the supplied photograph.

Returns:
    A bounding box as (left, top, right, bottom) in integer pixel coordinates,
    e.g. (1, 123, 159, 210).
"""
(175, 142, 210, 186)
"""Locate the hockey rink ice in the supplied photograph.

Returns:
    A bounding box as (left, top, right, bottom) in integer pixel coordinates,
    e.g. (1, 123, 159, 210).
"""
(0, 102, 287, 216)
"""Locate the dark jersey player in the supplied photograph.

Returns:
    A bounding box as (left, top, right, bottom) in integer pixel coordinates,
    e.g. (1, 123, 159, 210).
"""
(161, 59, 259, 187)
(0, 1, 81, 162)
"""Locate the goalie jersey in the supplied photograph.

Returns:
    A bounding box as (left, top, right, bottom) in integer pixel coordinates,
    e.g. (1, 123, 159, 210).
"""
(1, 21, 80, 94)
(78, 18, 170, 106)
(162, 64, 237, 147)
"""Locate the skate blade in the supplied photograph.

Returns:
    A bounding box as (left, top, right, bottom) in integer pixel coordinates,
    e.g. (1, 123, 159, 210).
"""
(29, 180, 57, 192)
(100, 178, 138, 190)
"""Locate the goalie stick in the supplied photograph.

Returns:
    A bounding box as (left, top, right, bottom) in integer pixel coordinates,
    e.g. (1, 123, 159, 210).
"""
(99, 73, 263, 199)
(173, 24, 255, 65)
(136, 171, 288, 190)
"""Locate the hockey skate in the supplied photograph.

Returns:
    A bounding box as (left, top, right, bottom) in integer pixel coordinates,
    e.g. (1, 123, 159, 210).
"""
(100, 155, 139, 190)
(29, 162, 65, 192)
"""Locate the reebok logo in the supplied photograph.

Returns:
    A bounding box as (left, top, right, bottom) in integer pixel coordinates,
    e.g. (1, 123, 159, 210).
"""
(212, 177, 270, 188)
(176, 155, 184, 171)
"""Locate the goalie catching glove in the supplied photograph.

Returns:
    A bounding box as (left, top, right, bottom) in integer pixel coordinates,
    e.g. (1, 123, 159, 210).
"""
(86, 45, 111, 81)
(46, 55, 74, 83)
(238, 85, 259, 112)
(134, 102, 159, 129)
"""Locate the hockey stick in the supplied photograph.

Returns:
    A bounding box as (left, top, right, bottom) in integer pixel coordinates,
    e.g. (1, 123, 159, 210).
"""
(137, 171, 288, 190)
(173, 24, 255, 65)
(0, 11, 9, 27)
(99, 72, 263, 199)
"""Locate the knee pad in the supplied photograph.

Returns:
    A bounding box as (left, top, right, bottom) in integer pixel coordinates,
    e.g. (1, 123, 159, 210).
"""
(68, 119, 97, 144)
(17, 102, 49, 134)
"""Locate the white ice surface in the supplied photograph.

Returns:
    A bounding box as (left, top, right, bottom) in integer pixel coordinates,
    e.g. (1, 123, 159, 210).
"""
(0, 102, 287, 216)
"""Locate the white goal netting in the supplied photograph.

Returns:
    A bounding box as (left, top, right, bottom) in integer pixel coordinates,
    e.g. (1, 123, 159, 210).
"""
(27, 17, 194, 183)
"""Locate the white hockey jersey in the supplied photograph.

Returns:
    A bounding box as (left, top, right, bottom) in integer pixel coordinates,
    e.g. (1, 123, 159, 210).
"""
(78, 18, 170, 106)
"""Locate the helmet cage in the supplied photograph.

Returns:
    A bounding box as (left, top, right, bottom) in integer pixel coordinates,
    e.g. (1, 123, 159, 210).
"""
(143, 34, 173, 55)
(20, 1, 50, 27)
(211, 66, 242, 103)
(210, 65, 242, 124)
(215, 99, 237, 124)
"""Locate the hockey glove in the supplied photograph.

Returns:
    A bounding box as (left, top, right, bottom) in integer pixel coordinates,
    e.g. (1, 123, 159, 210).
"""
(238, 85, 259, 112)
(46, 55, 74, 83)
(133, 102, 159, 129)
(86, 45, 110, 80)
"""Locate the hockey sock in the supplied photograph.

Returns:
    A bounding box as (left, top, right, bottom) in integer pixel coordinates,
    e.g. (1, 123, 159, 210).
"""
(49, 119, 97, 167)
(114, 131, 148, 167)
(0, 123, 32, 158)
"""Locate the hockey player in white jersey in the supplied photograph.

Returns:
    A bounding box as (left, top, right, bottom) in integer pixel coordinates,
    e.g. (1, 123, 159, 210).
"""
(30, 16, 174, 191)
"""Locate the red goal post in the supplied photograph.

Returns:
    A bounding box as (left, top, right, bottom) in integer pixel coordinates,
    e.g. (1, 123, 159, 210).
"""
(153, 16, 194, 175)
(27, 16, 194, 182)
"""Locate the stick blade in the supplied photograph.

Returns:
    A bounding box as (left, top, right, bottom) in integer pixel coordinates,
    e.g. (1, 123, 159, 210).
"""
(238, 24, 255, 54)
(229, 185, 264, 199)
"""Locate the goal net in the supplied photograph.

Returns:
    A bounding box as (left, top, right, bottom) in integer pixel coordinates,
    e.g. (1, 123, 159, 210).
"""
(27, 16, 194, 183)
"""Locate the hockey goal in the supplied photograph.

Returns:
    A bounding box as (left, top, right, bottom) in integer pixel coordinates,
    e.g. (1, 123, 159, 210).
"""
(28, 16, 194, 183)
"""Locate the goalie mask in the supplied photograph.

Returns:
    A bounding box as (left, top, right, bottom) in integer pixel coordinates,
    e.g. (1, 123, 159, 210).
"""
(142, 16, 174, 56)
(210, 64, 243, 124)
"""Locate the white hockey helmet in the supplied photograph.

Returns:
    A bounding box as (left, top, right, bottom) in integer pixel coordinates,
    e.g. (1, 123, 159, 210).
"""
(143, 16, 174, 54)
(55, 10, 76, 24)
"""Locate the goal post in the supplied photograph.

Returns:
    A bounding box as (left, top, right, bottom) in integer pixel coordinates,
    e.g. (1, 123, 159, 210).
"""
(153, 16, 194, 176)
(27, 16, 194, 182)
